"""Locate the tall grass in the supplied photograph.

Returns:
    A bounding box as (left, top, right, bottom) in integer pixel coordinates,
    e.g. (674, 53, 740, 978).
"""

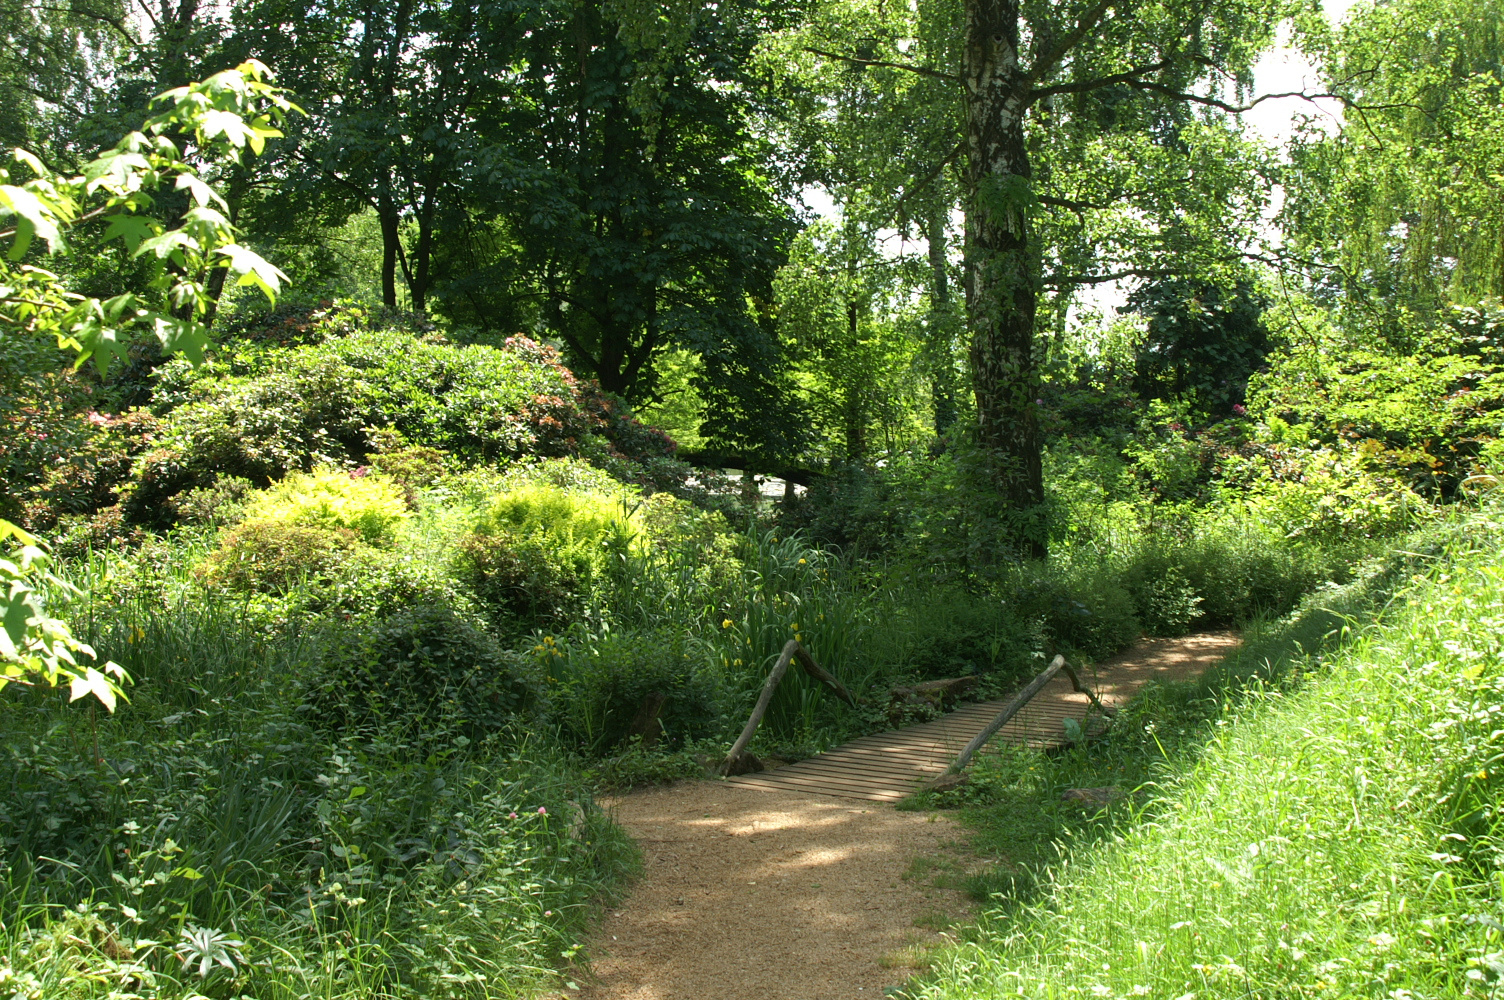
(907, 506, 1504, 999)
(0, 589, 635, 999)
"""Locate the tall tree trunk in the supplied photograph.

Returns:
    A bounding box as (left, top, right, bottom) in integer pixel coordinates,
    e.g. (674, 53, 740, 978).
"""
(844, 295, 867, 461)
(926, 205, 958, 436)
(411, 186, 435, 312)
(962, 0, 1045, 557)
(377, 180, 401, 309)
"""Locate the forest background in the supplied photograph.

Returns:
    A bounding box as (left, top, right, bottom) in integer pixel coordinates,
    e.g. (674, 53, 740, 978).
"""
(1, 0, 1503, 997)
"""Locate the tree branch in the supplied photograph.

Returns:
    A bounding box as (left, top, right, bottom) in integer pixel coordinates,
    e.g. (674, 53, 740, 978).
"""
(1045, 266, 1186, 287)
(1024, 0, 1116, 90)
(1030, 60, 1172, 100)
(1124, 80, 1424, 119)
(21, 3, 134, 38)
(887, 141, 964, 223)
(804, 47, 959, 83)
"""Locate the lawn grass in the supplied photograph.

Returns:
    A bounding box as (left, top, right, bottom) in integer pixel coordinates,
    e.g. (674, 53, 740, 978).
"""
(904, 505, 1504, 999)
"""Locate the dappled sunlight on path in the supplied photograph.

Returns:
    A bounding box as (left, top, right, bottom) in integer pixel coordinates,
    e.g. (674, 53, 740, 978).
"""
(566, 784, 973, 1000)
(562, 632, 1237, 1000)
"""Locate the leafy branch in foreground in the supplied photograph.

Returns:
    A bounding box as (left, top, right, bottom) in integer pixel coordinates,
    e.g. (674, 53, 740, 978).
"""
(0, 520, 127, 710)
(0, 61, 296, 710)
(0, 58, 296, 371)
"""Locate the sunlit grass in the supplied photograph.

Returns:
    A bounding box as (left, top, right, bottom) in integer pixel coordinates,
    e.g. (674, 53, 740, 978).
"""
(908, 506, 1504, 999)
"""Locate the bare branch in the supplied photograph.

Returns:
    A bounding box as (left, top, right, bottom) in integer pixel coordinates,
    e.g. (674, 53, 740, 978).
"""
(1124, 80, 1424, 119)
(804, 47, 959, 84)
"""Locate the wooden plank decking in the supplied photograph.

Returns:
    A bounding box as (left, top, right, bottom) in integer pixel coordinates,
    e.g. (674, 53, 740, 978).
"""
(724, 632, 1239, 802)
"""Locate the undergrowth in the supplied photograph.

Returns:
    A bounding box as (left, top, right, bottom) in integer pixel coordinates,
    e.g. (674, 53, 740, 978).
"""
(900, 504, 1504, 999)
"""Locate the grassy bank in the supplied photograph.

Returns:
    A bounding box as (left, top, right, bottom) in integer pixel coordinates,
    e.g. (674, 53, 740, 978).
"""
(904, 505, 1504, 999)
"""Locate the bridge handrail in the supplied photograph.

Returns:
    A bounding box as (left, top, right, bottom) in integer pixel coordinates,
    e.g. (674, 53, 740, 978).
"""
(719, 640, 856, 776)
(941, 655, 1115, 777)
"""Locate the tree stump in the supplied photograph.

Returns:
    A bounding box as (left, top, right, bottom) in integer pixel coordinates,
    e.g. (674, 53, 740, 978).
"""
(628, 692, 667, 747)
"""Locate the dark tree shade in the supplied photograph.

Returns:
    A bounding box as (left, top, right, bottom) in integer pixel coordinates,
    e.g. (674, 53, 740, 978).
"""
(1127, 278, 1272, 417)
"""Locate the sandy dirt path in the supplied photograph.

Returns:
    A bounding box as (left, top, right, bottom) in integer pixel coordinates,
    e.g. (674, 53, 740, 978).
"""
(565, 784, 972, 1000)
(561, 632, 1237, 1000)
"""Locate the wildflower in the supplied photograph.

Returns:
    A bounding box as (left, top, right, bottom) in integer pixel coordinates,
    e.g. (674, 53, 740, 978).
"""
(538, 806, 548, 815)
(544, 910, 553, 917)
(723, 619, 733, 628)
(791, 623, 799, 631)
(509, 812, 518, 819)
(798, 558, 806, 564)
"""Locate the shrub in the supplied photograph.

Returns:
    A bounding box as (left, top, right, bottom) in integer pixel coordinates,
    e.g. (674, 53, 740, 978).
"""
(49, 505, 147, 559)
(198, 520, 358, 594)
(457, 530, 581, 627)
(1130, 564, 1203, 635)
(244, 467, 409, 546)
(866, 587, 1037, 686)
(367, 442, 452, 505)
(542, 629, 720, 752)
(1001, 566, 1142, 660)
(308, 604, 535, 734)
(170, 475, 255, 526)
(129, 322, 678, 525)
(456, 484, 642, 630)
(319, 547, 477, 621)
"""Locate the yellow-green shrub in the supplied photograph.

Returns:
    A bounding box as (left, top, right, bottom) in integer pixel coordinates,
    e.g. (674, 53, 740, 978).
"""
(243, 468, 409, 546)
(477, 485, 641, 560)
(199, 520, 359, 593)
(457, 485, 642, 629)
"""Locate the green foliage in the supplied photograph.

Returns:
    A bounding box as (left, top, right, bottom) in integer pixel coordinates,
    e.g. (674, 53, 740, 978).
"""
(458, 484, 642, 631)
(1284, 0, 1504, 316)
(538, 629, 720, 753)
(0, 62, 293, 372)
(589, 739, 713, 791)
(865, 587, 1036, 685)
(774, 220, 926, 460)
(170, 474, 254, 527)
(117, 320, 685, 527)
(309, 604, 535, 736)
(0, 593, 631, 999)
(198, 519, 358, 595)
(1248, 320, 1504, 500)
(907, 509, 1504, 1000)
(243, 467, 409, 546)
(0, 521, 126, 710)
(1127, 278, 1273, 418)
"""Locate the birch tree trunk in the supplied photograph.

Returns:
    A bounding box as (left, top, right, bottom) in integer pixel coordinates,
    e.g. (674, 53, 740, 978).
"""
(962, 0, 1046, 556)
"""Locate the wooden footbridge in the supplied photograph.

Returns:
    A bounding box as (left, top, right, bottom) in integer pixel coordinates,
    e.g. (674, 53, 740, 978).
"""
(723, 632, 1238, 803)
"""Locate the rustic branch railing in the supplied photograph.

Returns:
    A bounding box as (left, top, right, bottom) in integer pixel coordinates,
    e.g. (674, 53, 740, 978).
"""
(940, 655, 1115, 777)
(719, 640, 857, 776)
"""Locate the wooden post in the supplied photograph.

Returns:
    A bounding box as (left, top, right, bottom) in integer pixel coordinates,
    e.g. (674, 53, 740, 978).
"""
(942, 655, 1066, 777)
(938, 654, 1115, 778)
(719, 640, 856, 776)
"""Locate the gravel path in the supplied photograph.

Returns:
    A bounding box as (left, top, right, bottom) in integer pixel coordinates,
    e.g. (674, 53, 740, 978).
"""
(564, 784, 973, 1000)
(560, 632, 1236, 1000)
